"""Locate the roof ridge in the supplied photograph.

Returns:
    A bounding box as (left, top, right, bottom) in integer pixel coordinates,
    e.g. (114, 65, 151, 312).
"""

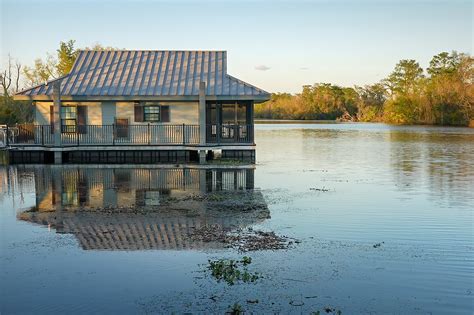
(76, 49, 227, 52)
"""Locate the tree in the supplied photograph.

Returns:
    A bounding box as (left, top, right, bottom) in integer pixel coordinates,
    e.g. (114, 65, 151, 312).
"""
(23, 56, 57, 87)
(84, 43, 119, 51)
(0, 55, 33, 124)
(0, 55, 22, 97)
(386, 59, 424, 95)
(56, 40, 77, 76)
(356, 83, 387, 121)
(427, 51, 462, 77)
(383, 59, 426, 124)
(427, 53, 473, 125)
(23, 39, 78, 87)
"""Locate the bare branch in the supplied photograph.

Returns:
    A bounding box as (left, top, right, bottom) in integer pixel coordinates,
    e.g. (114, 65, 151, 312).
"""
(15, 61, 21, 92)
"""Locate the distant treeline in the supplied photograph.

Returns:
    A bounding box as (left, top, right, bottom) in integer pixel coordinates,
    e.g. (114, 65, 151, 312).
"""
(256, 52, 473, 126)
(1, 44, 473, 126)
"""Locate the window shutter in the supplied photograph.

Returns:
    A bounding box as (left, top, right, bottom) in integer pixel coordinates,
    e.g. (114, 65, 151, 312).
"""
(134, 104, 144, 122)
(160, 106, 170, 122)
(77, 106, 87, 134)
(49, 106, 54, 134)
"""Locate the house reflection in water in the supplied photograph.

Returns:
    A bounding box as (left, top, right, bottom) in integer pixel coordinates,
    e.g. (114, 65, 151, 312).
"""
(18, 166, 269, 251)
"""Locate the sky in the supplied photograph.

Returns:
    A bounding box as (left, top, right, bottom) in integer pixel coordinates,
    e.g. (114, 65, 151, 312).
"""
(1, 0, 472, 93)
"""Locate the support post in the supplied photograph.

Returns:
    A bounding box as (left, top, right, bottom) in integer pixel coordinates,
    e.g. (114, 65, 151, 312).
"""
(52, 167, 64, 230)
(147, 123, 151, 145)
(217, 103, 221, 145)
(54, 151, 62, 164)
(199, 169, 207, 194)
(249, 101, 254, 143)
(199, 150, 206, 164)
(52, 81, 62, 164)
(112, 123, 116, 145)
(182, 123, 186, 145)
(199, 81, 206, 145)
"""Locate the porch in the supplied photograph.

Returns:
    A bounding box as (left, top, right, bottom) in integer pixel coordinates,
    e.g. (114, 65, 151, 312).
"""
(1, 123, 254, 147)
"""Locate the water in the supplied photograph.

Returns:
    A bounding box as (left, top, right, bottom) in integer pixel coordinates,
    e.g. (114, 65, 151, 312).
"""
(1, 123, 473, 314)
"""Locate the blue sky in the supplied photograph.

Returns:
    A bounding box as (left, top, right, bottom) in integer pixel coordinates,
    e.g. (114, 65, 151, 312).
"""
(1, 0, 472, 93)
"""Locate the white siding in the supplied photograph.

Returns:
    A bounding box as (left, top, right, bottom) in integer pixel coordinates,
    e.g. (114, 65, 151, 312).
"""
(35, 102, 52, 124)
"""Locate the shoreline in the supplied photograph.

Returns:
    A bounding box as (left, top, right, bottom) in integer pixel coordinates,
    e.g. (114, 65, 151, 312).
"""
(255, 119, 474, 127)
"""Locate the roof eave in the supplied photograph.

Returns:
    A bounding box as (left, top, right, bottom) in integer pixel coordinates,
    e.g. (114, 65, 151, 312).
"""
(14, 94, 271, 102)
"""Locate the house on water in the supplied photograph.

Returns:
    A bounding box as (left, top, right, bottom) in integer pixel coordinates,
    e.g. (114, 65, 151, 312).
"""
(10, 50, 270, 164)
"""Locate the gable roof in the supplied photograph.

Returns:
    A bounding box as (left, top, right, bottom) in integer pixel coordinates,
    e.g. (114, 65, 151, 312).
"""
(15, 50, 270, 102)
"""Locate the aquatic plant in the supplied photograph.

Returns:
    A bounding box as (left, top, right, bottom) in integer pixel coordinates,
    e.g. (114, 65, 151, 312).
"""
(226, 303, 244, 314)
(207, 257, 259, 285)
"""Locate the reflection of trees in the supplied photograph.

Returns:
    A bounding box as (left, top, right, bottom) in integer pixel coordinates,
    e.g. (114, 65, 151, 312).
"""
(389, 130, 474, 207)
(0, 166, 34, 206)
(17, 166, 268, 250)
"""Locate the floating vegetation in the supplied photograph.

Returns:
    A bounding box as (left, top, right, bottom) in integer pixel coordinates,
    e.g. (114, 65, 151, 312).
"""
(373, 242, 385, 248)
(311, 307, 342, 314)
(207, 257, 260, 286)
(226, 303, 244, 315)
(310, 187, 330, 192)
(189, 225, 296, 251)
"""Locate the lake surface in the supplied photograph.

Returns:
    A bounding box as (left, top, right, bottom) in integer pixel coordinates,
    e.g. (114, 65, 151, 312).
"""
(1, 123, 473, 314)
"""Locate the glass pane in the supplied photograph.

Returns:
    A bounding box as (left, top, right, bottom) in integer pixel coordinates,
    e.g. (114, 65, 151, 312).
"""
(237, 103, 247, 124)
(144, 106, 160, 122)
(61, 119, 77, 133)
(222, 104, 235, 124)
(61, 107, 77, 119)
(63, 119, 76, 126)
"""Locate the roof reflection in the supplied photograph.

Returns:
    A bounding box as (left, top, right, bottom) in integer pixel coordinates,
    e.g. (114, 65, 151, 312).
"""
(17, 166, 269, 251)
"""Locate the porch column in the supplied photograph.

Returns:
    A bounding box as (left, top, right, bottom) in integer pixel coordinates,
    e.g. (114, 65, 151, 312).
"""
(199, 81, 207, 164)
(52, 81, 62, 164)
(249, 101, 255, 143)
(52, 166, 64, 231)
(199, 81, 206, 145)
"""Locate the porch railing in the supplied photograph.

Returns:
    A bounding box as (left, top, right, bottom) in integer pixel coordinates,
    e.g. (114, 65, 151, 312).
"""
(4, 123, 254, 146)
(206, 124, 254, 144)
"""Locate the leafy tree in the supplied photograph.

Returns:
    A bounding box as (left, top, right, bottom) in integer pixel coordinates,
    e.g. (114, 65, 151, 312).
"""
(427, 53, 473, 125)
(382, 59, 426, 124)
(427, 51, 462, 77)
(84, 43, 120, 51)
(56, 40, 77, 76)
(386, 59, 424, 95)
(23, 40, 78, 87)
(356, 83, 386, 121)
(23, 55, 57, 87)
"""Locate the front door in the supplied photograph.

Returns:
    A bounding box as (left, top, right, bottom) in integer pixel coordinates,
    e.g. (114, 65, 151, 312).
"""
(115, 118, 129, 140)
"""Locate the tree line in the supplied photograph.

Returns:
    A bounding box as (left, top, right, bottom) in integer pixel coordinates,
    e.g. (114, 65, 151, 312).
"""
(255, 51, 473, 126)
(1, 43, 472, 126)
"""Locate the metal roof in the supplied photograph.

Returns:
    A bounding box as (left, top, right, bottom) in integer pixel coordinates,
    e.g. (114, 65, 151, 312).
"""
(15, 50, 270, 101)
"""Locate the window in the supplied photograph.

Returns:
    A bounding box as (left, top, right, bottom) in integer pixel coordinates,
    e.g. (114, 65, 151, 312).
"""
(61, 106, 77, 133)
(144, 105, 160, 122)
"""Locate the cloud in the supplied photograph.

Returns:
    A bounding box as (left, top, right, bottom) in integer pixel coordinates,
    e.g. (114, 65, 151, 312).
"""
(254, 65, 271, 71)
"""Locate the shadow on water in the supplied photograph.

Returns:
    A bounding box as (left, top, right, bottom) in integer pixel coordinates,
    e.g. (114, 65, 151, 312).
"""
(15, 166, 269, 251)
